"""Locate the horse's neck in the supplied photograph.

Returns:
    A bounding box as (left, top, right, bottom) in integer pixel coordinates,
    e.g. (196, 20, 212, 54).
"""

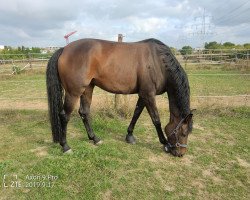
(168, 100, 181, 122)
(159, 41, 190, 120)
(167, 90, 190, 121)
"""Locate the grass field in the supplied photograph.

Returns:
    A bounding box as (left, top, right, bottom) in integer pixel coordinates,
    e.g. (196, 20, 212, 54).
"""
(0, 107, 249, 199)
(0, 67, 249, 110)
(0, 66, 249, 199)
(0, 68, 249, 97)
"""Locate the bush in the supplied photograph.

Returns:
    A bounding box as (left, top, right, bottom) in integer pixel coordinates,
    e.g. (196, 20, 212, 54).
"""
(180, 46, 193, 55)
(12, 65, 22, 74)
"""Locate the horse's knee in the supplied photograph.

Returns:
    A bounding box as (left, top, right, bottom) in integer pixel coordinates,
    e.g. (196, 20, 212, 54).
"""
(78, 108, 89, 120)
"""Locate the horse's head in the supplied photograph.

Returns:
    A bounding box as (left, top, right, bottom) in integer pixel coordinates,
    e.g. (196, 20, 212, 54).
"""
(164, 112, 194, 157)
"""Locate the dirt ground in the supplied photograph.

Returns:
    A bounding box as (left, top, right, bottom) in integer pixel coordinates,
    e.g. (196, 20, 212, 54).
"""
(0, 94, 249, 111)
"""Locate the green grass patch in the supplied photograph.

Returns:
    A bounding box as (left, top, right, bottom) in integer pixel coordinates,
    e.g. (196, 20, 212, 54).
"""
(0, 68, 249, 101)
(189, 74, 250, 96)
(0, 107, 249, 199)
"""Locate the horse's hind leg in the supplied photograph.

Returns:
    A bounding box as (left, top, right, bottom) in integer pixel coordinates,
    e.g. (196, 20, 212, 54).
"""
(126, 97, 145, 144)
(78, 85, 102, 145)
(60, 93, 78, 153)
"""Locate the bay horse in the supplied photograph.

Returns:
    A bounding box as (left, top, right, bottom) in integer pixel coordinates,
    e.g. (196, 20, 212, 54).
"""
(46, 38, 194, 157)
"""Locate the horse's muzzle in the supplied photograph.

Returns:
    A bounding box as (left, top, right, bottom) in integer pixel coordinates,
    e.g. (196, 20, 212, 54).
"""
(164, 143, 185, 157)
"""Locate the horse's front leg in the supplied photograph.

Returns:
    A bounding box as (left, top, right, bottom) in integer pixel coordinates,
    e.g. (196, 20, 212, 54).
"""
(78, 85, 102, 145)
(126, 97, 145, 144)
(142, 95, 168, 145)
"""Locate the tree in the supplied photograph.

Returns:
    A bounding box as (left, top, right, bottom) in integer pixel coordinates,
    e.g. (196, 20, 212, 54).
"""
(223, 42, 235, 48)
(180, 46, 192, 55)
(31, 47, 41, 53)
(4, 46, 12, 51)
(205, 41, 222, 49)
(243, 43, 250, 49)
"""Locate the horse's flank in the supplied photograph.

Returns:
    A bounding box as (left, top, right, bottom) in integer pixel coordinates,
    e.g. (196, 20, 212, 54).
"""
(58, 38, 166, 96)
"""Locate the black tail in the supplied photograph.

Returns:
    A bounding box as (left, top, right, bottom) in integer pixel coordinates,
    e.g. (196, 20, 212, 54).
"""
(46, 48, 64, 143)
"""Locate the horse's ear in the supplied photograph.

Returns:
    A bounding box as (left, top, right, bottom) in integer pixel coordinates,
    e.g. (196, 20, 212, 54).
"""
(184, 109, 196, 124)
(184, 113, 193, 123)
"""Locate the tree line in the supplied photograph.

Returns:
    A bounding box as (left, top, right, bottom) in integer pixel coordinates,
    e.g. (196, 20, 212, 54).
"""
(180, 42, 250, 55)
(0, 46, 44, 59)
(1, 46, 41, 54)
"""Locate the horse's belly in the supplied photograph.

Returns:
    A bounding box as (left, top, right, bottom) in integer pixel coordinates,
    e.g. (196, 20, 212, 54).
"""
(93, 74, 138, 94)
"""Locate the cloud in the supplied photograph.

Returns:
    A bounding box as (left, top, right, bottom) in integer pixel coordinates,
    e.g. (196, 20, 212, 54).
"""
(0, 0, 249, 47)
(127, 17, 168, 33)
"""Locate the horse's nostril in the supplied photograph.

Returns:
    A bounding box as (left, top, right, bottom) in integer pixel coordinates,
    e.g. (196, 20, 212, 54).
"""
(176, 152, 183, 157)
(174, 152, 179, 157)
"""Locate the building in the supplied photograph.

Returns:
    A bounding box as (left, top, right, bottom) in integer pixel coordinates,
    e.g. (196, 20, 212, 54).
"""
(41, 46, 60, 54)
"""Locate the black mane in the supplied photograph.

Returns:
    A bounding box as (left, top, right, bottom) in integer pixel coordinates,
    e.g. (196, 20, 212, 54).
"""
(149, 39, 191, 118)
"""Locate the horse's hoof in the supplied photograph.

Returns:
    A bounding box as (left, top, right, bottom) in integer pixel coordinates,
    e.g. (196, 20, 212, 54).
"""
(126, 134, 136, 144)
(64, 149, 73, 154)
(95, 140, 103, 145)
(92, 136, 102, 145)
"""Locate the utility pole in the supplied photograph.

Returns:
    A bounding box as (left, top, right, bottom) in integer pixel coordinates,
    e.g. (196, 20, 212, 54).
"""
(189, 8, 214, 48)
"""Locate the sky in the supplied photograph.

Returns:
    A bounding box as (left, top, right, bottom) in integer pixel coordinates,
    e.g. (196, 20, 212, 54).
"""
(0, 0, 249, 48)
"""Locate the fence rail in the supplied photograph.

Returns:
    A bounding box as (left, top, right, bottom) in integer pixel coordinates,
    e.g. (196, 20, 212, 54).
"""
(0, 49, 249, 74)
(174, 49, 250, 69)
(0, 50, 249, 108)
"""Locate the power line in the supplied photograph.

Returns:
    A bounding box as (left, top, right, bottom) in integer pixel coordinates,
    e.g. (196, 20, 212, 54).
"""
(210, 0, 234, 14)
(214, 1, 249, 23)
(215, 7, 250, 25)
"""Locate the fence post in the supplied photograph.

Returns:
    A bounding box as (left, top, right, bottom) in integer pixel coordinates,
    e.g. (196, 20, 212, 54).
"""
(118, 34, 123, 42)
(115, 34, 123, 110)
(114, 34, 127, 113)
(28, 53, 32, 69)
(247, 50, 249, 68)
